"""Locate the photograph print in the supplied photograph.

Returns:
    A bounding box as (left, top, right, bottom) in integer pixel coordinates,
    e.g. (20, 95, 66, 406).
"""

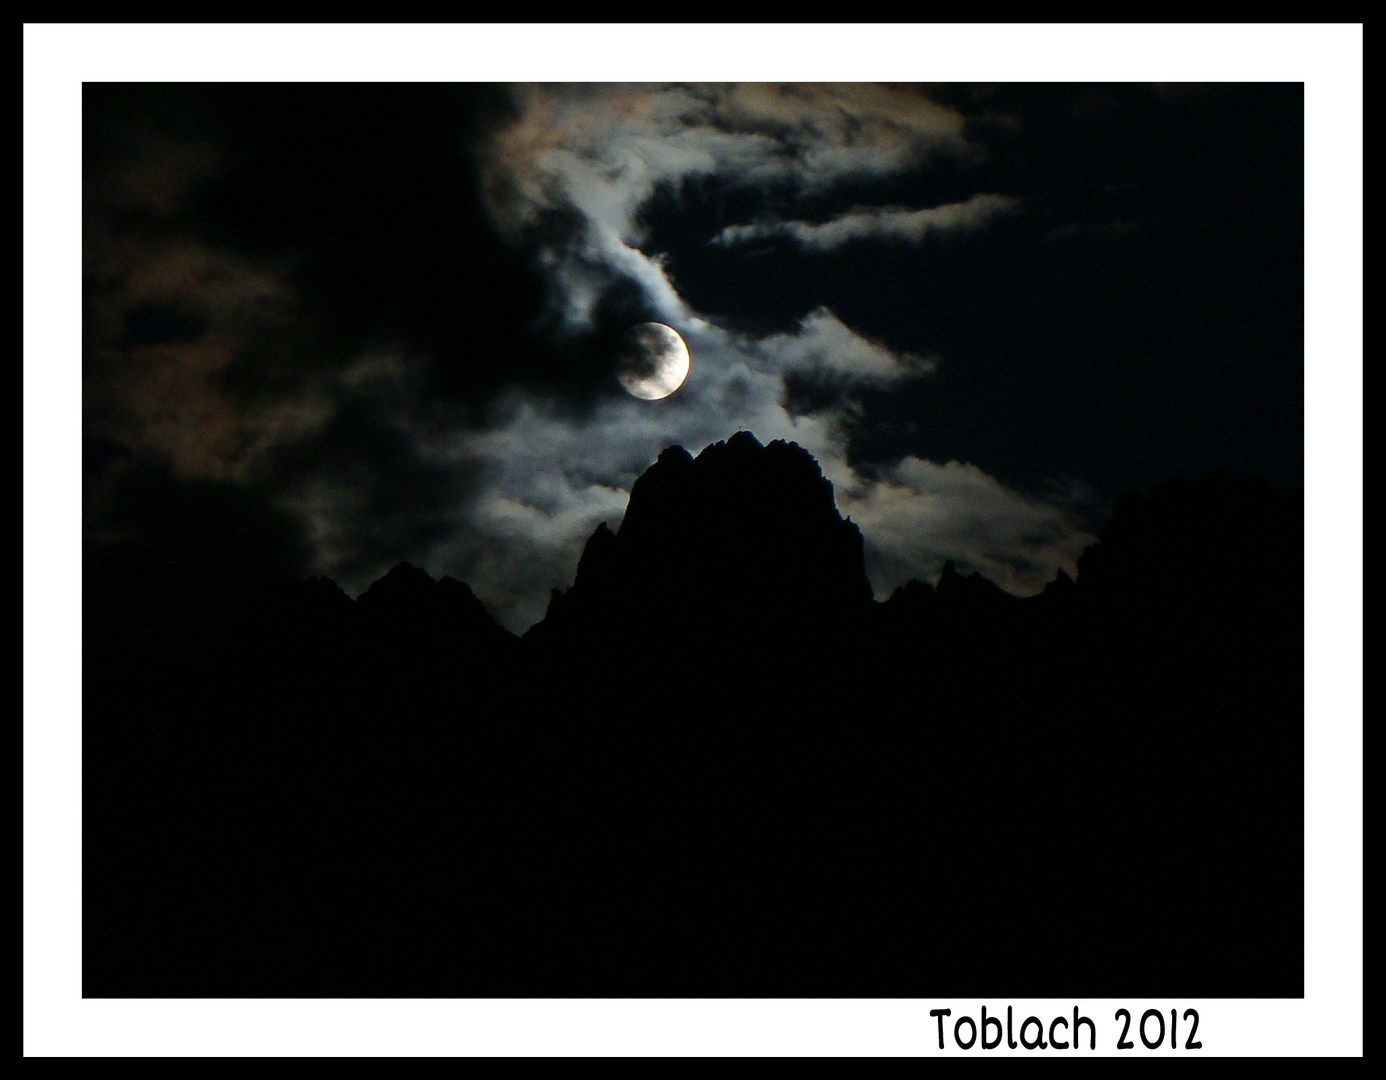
(82, 82, 1304, 998)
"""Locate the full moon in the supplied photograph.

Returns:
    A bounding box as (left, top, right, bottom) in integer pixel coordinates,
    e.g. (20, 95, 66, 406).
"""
(615, 322, 690, 400)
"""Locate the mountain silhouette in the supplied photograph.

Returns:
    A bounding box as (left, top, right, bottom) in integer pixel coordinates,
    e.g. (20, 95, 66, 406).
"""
(83, 434, 1303, 999)
(529, 433, 872, 680)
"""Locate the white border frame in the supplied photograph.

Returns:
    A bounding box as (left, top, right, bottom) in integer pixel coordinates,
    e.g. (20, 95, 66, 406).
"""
(25, 23, 1362, 1055)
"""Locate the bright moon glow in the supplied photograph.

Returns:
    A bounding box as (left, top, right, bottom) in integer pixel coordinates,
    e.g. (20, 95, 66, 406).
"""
(616, 322, 690, 400)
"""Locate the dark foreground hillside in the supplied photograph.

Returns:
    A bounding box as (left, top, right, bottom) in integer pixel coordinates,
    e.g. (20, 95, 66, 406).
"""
(84, 433, 1303, 997)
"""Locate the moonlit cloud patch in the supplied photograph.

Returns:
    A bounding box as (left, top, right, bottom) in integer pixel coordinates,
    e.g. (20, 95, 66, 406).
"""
(759, 307, 937, 387)
(437, 84, 1089, 628)
(83, 84, 1106, 635)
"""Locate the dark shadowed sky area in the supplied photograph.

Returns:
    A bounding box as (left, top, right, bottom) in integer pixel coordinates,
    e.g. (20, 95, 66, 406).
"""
(82, 81, 1304, 633)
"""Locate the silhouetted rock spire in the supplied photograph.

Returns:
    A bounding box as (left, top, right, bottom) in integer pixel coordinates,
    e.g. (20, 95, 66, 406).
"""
(533, 432, 873, 651)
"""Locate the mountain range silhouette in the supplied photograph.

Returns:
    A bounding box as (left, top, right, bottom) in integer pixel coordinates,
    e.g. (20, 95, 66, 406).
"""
(83, 432, 1303, 998)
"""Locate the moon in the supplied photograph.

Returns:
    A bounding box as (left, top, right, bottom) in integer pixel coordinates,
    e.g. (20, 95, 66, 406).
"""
(615, 322, 690, 400)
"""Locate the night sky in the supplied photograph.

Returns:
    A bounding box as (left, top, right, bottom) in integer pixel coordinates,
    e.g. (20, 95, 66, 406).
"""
(82, 81, 1304, 634)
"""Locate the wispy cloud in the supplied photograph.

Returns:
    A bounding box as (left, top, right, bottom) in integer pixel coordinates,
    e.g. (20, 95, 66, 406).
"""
(759, 307, 937, 387)
(713, 193, 1020, 250)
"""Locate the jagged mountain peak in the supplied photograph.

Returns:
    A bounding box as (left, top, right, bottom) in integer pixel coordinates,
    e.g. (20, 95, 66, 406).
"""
(535, 433, 872, 645)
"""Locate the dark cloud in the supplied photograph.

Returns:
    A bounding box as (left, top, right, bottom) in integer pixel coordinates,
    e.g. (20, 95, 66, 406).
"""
(256, 389, 482, 589)
(185, 85, 563, 401)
